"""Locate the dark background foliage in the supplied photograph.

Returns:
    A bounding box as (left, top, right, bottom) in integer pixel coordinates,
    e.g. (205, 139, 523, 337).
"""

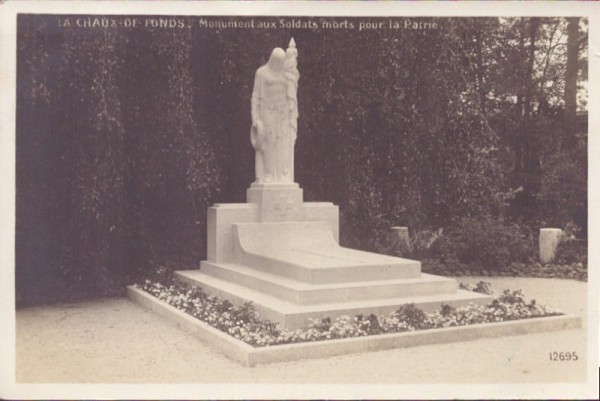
(16, 15, 587, 306)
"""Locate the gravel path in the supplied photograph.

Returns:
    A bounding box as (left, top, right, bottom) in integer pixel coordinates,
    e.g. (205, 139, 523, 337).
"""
(16, 277, 587, 383)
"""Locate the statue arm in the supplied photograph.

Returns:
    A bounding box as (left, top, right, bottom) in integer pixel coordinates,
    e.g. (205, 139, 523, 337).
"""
(251, 70, 261, 126)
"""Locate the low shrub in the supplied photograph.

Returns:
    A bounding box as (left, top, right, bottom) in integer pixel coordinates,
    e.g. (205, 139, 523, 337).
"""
(374, 217, 536, 272)
(392, 303, 431, 330)
(458, 280, 493, 295)
(554, 238, 587, 266)
(423, 260, 587, 281)
(436, 216, 535, 269)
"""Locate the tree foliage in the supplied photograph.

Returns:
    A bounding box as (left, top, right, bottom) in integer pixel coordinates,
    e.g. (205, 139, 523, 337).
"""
(16, 16, 587, 305)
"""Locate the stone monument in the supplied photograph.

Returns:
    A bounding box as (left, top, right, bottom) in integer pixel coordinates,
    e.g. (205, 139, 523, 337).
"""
(250, 38, 298, 184)
(175, 39, 491, 329)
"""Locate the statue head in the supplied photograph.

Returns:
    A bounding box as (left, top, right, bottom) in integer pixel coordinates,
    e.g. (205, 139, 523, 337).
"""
(267, 47, 286, 72)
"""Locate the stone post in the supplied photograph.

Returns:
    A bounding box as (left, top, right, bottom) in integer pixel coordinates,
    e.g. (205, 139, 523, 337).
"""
(539, 228, 562, 264)
(391, 226, 410, 251)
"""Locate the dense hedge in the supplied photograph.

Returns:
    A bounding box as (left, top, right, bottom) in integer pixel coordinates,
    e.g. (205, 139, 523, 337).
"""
(15, 16, 586, 305)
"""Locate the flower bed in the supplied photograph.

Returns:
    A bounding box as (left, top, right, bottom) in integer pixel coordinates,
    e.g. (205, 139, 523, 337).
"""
(136, 279, 560, 348)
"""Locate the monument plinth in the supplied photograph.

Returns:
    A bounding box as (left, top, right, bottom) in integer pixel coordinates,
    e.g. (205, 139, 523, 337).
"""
(176, 39, 491, 329)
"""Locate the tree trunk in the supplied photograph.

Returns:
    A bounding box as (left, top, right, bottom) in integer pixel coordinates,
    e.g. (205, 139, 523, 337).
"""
(514, 18, 526, 195)
(564, 17, 579, 149)
(518, 18, 539, 216)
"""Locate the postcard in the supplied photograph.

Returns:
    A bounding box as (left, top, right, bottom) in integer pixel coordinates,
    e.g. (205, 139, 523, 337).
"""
(1, 1, 598, 399)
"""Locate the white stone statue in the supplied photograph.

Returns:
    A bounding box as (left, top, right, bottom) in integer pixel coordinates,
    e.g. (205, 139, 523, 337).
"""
(251, 38, 299, 184)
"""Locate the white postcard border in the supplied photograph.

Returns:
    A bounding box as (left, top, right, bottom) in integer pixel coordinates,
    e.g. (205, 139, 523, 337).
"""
(1, 1, 598, 399)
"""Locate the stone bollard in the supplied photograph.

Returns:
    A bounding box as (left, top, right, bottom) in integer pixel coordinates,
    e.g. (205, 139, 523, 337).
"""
(391, 226, 410, 252)
(539, 228, 562, 264)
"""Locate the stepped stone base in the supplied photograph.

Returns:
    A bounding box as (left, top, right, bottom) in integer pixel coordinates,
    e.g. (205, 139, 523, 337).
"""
(194, 262, 455, 304)
(127, 285, 582, 366)
(178, 183, 492, 329)
(175, 269, 490, 329)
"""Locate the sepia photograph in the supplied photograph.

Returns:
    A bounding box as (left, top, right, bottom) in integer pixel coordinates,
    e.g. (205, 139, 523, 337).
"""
(1, 1, 598, 399)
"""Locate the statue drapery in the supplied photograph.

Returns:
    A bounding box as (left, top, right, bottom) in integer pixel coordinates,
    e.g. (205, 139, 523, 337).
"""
(251, 38, 299, 184)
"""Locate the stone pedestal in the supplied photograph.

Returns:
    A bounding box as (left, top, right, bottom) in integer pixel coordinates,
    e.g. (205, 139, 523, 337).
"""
(179, 183, 491, 329)
(247, 182, 304, 221)
(207, 184, 338, 263)
(540, 228, 563, 264)
(391, 226, 410, 250)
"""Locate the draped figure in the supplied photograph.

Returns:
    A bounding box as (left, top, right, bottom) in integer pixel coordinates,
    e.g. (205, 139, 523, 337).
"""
(250, 38, 299, 184)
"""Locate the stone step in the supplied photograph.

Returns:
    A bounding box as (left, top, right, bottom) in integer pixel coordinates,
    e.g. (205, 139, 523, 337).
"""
(173, 271, 492, 330)
(236, 251, 421, 284)
(232, 221, 421, 283)
(186, 263, 457, 305)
